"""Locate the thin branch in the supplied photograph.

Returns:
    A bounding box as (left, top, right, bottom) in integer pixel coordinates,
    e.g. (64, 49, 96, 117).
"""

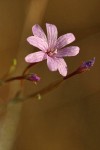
(22, 63, 37, 75)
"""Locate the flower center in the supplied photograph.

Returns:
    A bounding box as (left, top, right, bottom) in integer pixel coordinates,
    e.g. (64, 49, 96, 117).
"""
(47, 49, 57, 57)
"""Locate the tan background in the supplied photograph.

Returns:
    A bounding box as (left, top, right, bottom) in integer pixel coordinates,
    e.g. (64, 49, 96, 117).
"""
(0, 0, 100, 150)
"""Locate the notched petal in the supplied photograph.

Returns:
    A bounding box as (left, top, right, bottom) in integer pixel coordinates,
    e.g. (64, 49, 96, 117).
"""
(46, 23, 58, 49)
(56, 33, 75, 49)
(27, 36, 48, 52)
(32, 24, 47, 40)
(56, 58, 67, 76)
(25, 51, 47, 63)
(47, 56, 58, 71)
(56, 46, 80, 57)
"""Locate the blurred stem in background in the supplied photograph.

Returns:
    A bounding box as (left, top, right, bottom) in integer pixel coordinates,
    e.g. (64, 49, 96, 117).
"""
(0, 1, 48, 150)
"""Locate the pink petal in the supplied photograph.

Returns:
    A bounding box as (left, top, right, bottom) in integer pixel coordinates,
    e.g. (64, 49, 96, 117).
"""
(46, 23, 58, 50)
(47, 56, 58, 71)
(27, 36, 48, 52)
(32, 24, 47, 40)
(56, 58, 67, 76)
(56, 33, 75, 49)
(56, 46, 80, 57)
(25, 51, 47, 63)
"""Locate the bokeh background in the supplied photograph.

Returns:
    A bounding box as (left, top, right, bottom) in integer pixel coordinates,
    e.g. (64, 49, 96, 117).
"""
(0, 0, 100, 150)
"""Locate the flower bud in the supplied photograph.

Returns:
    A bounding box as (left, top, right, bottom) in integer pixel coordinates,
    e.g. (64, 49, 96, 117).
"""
(25, 73, 40, 82)
(77, 57, 95, 73)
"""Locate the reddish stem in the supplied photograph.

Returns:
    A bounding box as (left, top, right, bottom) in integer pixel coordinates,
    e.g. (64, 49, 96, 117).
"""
(4, 76, 25, 83)
(22, 63, 37, 75)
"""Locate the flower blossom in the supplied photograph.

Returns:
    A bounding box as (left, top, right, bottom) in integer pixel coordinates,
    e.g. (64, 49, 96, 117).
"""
(25, 23, 80, 76)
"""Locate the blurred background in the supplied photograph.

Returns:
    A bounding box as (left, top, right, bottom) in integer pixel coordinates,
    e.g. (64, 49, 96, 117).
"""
(0, 0, 100, 150)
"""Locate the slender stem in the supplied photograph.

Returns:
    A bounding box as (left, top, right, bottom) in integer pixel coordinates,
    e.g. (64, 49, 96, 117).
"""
(12, 69, 79, 103)
(1, 58, 95, 103)
(63, 70, 78, 80)
(4, 76, 25, 83)
(0, 62, 39, 85)
(27, 70, 78, 98)
(22, 63, 37, 75)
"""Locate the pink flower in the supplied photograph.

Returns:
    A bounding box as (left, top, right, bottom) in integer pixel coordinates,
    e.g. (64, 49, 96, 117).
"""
(25, 23, 80, 76)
